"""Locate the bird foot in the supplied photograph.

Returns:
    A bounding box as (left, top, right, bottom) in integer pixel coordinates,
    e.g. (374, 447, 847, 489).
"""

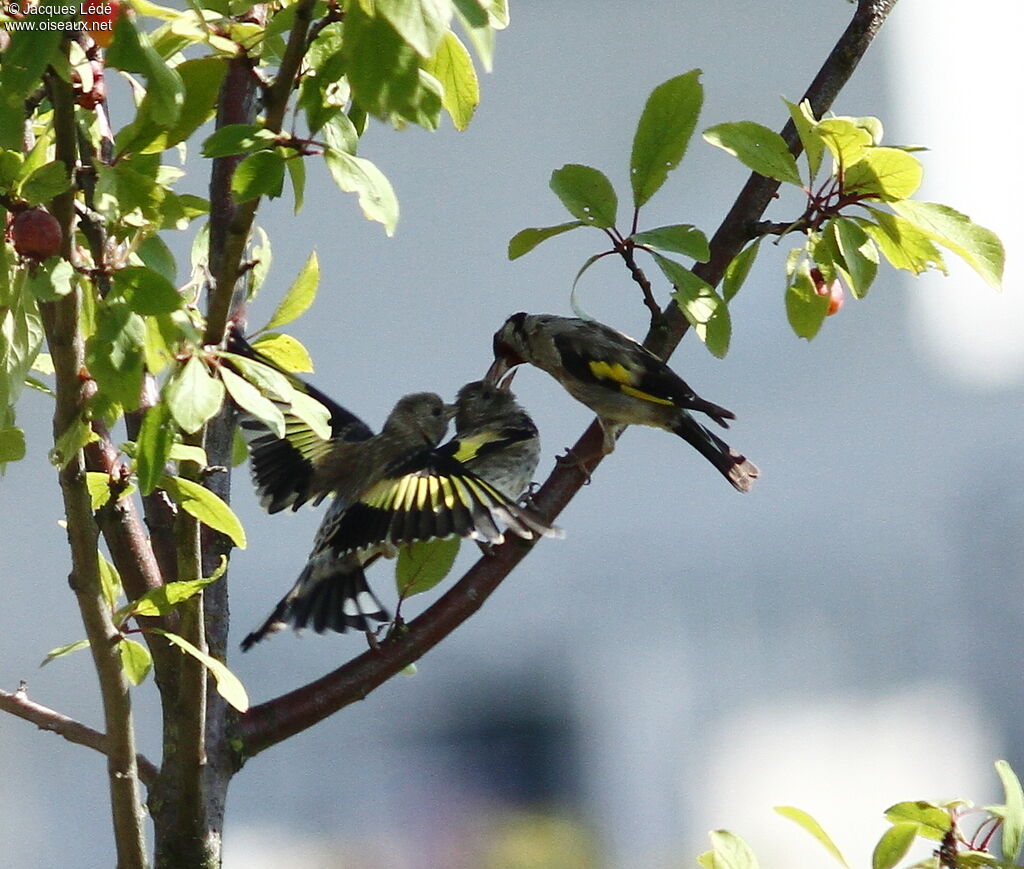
(556, 447, 595, 484)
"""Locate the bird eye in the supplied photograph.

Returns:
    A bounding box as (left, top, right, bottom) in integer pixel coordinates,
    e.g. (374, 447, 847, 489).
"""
(432, 406, 442, 416)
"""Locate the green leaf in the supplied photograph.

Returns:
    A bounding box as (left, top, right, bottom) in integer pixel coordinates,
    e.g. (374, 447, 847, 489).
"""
(396, 538, 461, 597)
(784, 98, 823, 179)
(114, 266, 183, 315)
(160, 474, 247, 549)
(654, 253, 730, 358)
(829, 217, 877, 299)
(105, 13, 184, 127)
(19, 161, 71, 206)
(85, 471, 114, 511)
(549, 164, 618, 229)
(996, 759, 1024, 863)
(861, 209, 946, 277)
(40, 638, 91, 667)
(630, 70, 703, 208)
(817, 118, 873, 169)
(631, 224, 709, 261)
(422, 30, 479, 130)
(25, 259, 74, 303)
(844, 148, 923, 201)
(50, 417, 99, 468)
(890, 200, 1004, 290)
(263, 251, 319, 332)
(871, 823, 919, 869)
(705, 830, 759, 869)
(135, 402, 175, 495)
(231, 150, 286, 203)
(141, 57, 229, 153)
(201, 124, 275, 158)
(118, 638, 153, 686)
(249, 333, 315, 373)
(218, 352, 295, 403)
(121, 566, 226, 619)
(219, 366, 286, 438)
(508, 221, 586, 260)
(376, 0, 453, 57)
(453, 0, 494, 71)
(0, 426, 26, 463)
(883, 801, 952, 841)
(286, 154, 306, 215)
(136, 234, 177, 284)
(164, 355, 225, 434)
(723, 238, 761, 302)
(323, 148, 399, 235)
(775, 807, 849, 867)
(85, 300, 146, 412)
(703, 121, 802, 186)
(98, 553, 123, 611)
(151, 627, 249, 712)
(168, 444, 208, 466)
(785, 258, 829, 340)
(288, 390, 333, 440)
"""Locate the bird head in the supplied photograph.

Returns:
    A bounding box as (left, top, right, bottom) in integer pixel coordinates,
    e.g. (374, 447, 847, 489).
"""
(383, 392, 454, 447)
(485, 312, 530, 384)
(453, 377, 520, 433)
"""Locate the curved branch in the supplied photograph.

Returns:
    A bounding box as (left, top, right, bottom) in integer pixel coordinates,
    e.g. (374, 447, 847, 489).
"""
(238, 0, 899, 754)
(0, 687, 158, 787)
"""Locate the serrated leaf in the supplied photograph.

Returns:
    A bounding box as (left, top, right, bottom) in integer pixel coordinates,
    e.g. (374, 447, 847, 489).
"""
(423, 30, 479, 130)
(861, 210, 946, 277)
(817, 118, 873, 169)
(85, 471, 114, 511)
(164, 356, 225, 434)
(231, 150, 286, 203)
(549, 164, 618, 229)
(703, 121, 802, 186)
(508, 221, 586, 260)
(396, 538, 461, 597)
(114, 266, 183, 315)
(323, 148, 399, 236)
(630, 70, 703, 207)
(263, 251, 319, 332)
(220, 366, 286, 439)
(118, 638, 153, 686)
(775, 807, 849, 867)
(784, 98, 823, 179)
(250, 333, 314, 373)
(723, 238, 761, 302)
(631, 224, 709, 261)
(706, 830, 759, 869)
(884, 802, 952, 841)
(151, 627, 249, 712)
(160, 475, 246, 549)
(829, 217, 877, 299)
(654, 253, 730, 357)
(995, 759, 1024, 863)
(135, 402, 175, 495)
(890, 200, 1004, 290)
(785, 258, 829, 340)
(844, 148, 923, 201)
(872, 823, 919, 869)
(40, 638, 91, 667)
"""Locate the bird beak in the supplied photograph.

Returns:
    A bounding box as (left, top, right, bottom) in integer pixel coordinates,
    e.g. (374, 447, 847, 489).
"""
(485, 356, 510, 385)
(497, 368, 517, 392)
(443, 403, 458, 421)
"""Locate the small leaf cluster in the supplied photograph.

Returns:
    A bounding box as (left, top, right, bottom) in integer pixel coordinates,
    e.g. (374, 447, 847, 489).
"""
(509, 71, 733, 355)
(42, 555, 249, 712)
(697, 760, 1024, 869)
(705, 101, 1005, 340)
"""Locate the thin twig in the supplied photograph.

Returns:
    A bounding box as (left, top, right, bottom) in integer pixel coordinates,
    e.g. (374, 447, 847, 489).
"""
(0, 687, 158, 787)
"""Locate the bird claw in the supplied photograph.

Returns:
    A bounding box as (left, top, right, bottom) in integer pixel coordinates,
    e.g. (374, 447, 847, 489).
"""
(556, 447, 593, 484)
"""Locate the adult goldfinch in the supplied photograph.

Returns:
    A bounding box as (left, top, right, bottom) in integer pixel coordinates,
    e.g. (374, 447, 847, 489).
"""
(486, 312, 759, 492)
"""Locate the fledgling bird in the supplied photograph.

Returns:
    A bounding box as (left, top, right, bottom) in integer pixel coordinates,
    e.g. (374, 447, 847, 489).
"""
(440, 377, 541, 502)
(486, 312, 759, 492)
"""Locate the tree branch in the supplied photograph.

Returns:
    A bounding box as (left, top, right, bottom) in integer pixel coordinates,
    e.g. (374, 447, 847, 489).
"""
(42, 63, 148, 869)
(0, 687, 158, 787)
(238, 0, 899, 754)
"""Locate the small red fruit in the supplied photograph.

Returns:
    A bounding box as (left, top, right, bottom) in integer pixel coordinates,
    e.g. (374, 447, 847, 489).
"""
(81, 1, 121, 49)
(810, 266, 844, 316)
(12, 208, 63, 260)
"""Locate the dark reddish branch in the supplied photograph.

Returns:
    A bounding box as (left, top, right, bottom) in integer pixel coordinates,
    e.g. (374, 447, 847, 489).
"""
(238, 0, 899, 756)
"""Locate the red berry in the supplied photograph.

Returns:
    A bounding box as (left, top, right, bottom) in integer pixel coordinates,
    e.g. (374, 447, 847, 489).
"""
(12, 208, 63, 260)
(826, 281, 844, 316)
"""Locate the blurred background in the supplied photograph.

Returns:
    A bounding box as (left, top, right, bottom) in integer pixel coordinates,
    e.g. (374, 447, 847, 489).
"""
(2, 1, 1022, 866)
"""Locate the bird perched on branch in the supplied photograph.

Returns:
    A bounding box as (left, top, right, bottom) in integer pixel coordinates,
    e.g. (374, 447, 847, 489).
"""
(225, 334, 559, 648)
(486, 312, 759, 492)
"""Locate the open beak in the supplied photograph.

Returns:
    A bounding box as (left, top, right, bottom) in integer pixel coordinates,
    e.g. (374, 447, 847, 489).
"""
(484, 355, 510, 385)
(443, 403, 458, 421)
(497, 368, 517, 392)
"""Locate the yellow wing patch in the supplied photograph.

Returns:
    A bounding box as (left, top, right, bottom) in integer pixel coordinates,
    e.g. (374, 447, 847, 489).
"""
(589, 360, 674, 406)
